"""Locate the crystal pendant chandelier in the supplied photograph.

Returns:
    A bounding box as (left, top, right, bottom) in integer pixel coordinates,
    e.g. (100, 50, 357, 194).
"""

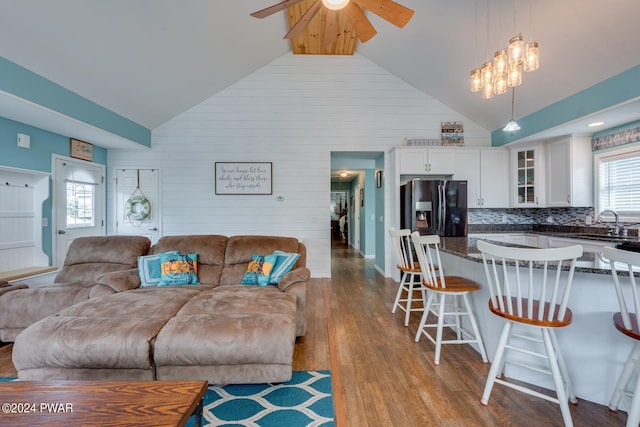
(469, 1, 539, 99)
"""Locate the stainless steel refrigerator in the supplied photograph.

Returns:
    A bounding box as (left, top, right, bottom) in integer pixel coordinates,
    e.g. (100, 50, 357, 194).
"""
(400, 179, 468, 237)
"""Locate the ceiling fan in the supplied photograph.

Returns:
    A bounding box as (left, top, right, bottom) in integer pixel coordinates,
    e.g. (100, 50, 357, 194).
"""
(251, 0, 414, 45)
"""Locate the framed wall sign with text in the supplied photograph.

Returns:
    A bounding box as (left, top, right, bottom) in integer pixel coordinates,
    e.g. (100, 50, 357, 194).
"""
(215, 162, 272, 195)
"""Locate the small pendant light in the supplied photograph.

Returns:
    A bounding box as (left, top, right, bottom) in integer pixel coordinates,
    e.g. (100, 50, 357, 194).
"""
(503, 88, 521, 132)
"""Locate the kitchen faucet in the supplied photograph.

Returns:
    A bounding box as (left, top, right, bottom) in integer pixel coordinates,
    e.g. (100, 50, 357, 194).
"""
(596, 209, 620, 235)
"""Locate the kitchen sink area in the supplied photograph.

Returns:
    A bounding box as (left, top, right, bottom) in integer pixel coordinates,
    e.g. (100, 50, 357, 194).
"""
(574, 233, 631, 241)
(463, 227, 640, 272)
(616, 242, 640, 252)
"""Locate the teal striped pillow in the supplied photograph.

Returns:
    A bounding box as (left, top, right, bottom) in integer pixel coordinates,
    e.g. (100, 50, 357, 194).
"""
(269, 250, 301, 285)
(138, 251, 179, 287)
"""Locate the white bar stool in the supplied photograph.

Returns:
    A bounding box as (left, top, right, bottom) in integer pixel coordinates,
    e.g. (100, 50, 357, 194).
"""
(411, 232, 488, 365)
(603, 246, 640, 427)
(389, 227, 426, 326)
(477, 240, 583, 427)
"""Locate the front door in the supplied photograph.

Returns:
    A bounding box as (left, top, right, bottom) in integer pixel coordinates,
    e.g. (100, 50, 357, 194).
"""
(114, 168, 160, 243)
(54, 156, 105, 266)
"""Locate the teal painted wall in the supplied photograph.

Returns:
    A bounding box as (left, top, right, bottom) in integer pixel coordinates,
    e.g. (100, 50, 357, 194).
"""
(0, 116, 107, 264)
(374, 156, 385, 273)
(0, 57, 151, 147)
(492, 65, 640, 146)
(363, 169, 376, 257)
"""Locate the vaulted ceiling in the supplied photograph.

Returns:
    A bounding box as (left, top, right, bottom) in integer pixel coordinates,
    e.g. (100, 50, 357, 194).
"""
(1, 1, 639, 143)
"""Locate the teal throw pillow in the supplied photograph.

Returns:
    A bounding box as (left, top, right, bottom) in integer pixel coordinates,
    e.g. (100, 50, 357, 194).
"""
(138, 251, 179, 287)
(241, 253, 278, 286)
(269, 250, 301, 284)
(158, 252, 199, 286)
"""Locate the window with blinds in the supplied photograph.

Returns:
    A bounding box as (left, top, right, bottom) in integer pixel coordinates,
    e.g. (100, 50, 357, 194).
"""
(596, 147, 640, 221)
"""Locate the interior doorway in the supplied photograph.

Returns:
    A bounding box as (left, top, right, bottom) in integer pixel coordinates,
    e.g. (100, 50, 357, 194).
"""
(330, 151, 385, 271)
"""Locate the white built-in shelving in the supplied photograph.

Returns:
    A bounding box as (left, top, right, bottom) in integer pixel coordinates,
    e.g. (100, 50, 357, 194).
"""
(0, 166, 50, 273)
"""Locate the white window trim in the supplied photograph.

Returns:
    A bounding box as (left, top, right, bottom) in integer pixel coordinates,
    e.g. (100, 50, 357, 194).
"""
(594, 143, 640, 224)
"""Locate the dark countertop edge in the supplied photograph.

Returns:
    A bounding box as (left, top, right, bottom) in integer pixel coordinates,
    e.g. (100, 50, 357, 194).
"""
(439, 236, 615, 276)
(469, 224, 640, 242)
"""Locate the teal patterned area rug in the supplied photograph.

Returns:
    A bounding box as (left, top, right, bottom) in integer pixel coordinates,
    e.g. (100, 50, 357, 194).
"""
(0, 372, 334, 426)
(187, 370, 334, 427)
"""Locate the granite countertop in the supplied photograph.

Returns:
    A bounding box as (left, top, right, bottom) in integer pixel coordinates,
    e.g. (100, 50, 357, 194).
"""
(438, 235, 615, 275)
(469, 224, 640, 243)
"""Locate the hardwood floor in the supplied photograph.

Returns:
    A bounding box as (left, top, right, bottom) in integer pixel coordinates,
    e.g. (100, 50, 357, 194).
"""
(0, 240, 629, 426)
(0, 342, 16, 378)
(296, 239, 627, 426)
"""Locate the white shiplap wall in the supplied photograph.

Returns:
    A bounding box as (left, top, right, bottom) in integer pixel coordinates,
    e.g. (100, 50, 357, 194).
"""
(108, 53, 490, 278)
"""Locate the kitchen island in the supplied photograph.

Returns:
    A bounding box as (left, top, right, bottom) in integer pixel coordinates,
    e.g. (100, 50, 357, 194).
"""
(436, 235, 634, 407)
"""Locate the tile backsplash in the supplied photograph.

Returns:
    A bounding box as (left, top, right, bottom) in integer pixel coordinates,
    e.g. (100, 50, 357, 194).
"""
(469, 207, 594, 226)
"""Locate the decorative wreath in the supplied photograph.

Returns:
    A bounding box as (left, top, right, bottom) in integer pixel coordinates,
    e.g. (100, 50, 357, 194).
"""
(125, 194, 151, 221)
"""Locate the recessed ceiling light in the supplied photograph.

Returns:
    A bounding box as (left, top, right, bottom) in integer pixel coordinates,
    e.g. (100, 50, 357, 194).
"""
(588, 121, 605, 128)
(340, 172, 348, 178)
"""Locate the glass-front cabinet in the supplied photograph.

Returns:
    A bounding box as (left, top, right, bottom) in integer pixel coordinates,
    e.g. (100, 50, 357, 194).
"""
(511, 144, 545, 207)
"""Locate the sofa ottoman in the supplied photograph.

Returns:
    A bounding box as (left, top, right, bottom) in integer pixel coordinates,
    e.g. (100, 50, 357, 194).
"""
(154, 286, 297, 384)
(14, 286, 297, 384)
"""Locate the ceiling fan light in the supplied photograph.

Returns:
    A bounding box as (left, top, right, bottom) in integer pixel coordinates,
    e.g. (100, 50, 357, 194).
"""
(503, 119, 521, 132)
(322, 0, 350, 11)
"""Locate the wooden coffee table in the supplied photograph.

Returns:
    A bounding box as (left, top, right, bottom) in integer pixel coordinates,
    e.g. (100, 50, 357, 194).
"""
(0, 380, 208, 426)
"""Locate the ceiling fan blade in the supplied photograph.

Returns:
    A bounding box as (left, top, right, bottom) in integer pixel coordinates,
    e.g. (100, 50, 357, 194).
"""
(322, 9, 339, 47)
(343, 2, 376, 43)
(353, 0, 415, 28)
(251, 0, 307, 19)
(284, 0, 322, 39)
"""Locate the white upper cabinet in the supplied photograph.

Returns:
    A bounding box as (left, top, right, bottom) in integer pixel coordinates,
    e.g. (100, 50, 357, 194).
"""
(398, 147, 456, 175)
(454, 149, 481, 206)
(480, 149, 510, 208)
(455, 148, 509, 208)
(545, 135, 592, 207)
(511, 144, 546, 207)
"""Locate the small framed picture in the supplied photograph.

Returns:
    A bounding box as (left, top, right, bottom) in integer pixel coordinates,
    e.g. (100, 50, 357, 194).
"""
(376, 170, 383, 188)
(70, 138, 93, 161)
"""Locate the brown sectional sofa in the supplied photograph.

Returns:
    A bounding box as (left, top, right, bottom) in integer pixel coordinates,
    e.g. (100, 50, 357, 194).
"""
(0, 235, 151, 342)
(12, 234, 310, 385)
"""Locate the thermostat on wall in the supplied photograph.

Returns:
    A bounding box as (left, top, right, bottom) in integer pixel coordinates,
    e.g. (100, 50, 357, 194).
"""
(17, 133, 30, 149)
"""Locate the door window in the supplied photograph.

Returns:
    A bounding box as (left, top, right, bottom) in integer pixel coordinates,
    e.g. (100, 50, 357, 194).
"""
(66, 179, 96, 228)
